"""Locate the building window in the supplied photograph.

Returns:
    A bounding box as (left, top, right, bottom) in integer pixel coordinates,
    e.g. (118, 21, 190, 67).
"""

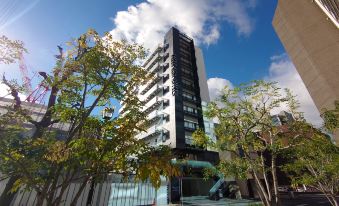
(185, 135, 194, 145)
(184, 120, 198, 130)
(183, 105, 197, 114)
(182, 78, 194, 86)
(182, 68, 193, 76)
(180, 57, 191, 65)
(183, 92, 196, 101)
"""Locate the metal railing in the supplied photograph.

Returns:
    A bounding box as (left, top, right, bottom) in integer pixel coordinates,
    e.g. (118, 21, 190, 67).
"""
(315, 0, 339, 28)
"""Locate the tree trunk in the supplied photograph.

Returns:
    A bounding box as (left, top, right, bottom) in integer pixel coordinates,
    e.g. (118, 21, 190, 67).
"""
(320, 189, 338, 206)
(70, 177, 90, 206)
(86, 179, 96, 205)
(261, 154, 271, 201)
(0, 176, 19, 205)
(52, 182, 69, 206)
(252, 171, 271, 206)
(329, 195, 338, 206)
(36, 191, 46, 206)
(271, 155, 280, 206)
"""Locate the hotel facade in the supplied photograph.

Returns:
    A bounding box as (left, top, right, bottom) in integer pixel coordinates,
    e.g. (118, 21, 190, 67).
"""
(134, 27, 219, 163)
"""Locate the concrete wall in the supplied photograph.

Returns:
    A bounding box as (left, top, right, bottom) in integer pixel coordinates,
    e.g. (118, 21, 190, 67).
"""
(195, 47, 210, 103)
(273, 0, 339, 111)
(273, 0, 339, 142)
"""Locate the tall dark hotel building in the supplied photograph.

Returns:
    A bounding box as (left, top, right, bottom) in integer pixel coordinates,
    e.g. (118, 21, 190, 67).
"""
(129, 27, 219, 163)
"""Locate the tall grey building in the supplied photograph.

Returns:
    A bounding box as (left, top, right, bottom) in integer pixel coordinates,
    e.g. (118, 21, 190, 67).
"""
(134, 27, 218, 163)
(272, 0, 339, 142)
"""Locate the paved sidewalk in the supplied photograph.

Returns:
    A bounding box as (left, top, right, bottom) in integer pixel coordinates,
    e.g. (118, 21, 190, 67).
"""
(167, 193, 339, 206)
(280, 193, 339, 206)
(178, 196, 262, 206)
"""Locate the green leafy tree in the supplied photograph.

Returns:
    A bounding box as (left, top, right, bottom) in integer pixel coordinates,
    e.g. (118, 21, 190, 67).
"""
(322, 100, 339, 139)
(283, 135, 339, 206)
(0, 35, 26, 64)
(193, 80, 306, 206)
(0, 35, 28, 204)
(0, 30, 178, 206)
(283, 102, 339, 206)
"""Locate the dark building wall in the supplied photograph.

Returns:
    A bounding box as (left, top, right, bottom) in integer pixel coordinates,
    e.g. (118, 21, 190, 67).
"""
(165, 27, 206, 152)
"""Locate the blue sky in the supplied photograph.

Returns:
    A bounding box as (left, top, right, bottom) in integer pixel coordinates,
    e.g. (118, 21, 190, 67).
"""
(0, 0, 322, 125)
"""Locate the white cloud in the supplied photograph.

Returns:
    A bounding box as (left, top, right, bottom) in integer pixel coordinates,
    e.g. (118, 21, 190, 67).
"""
(207, 77, 233, 101)
(110, 0, 256, 50)
(0, 83, 9, 97)
(206, 53, 323, 127)
(0, 83, 26, 100)
(266, 53, 323, 127)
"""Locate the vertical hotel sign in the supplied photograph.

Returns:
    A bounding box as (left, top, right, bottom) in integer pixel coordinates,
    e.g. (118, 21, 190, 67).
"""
(171, 55, 179, 96)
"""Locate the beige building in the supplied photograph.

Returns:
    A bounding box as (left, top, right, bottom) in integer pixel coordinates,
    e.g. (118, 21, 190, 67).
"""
(273, 0, 339, 142)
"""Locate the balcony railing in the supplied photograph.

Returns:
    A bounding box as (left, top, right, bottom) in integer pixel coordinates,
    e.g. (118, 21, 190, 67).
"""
(184, 110, 198, 117)
(160, 52, 169, 61)
(139, 127, 169, 142)
(147, 61, 160, 73)
(143, 97, 169, 115)
(314, 0, 339, 28)
(140, 74, 162, 95)
(147, 110, 169, 125)
(144, 86, 167, 103)
(182, 83, 195, 91)
(140, 74, 169, 95)
(143, 46, 162, 68)
(143, 84, 161, 101)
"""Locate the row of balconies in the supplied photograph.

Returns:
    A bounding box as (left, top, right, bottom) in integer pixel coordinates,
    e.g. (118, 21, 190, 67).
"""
(143, 85, 169, 104)
(143, 97, 169, 115)
(144, 50, 169, 72)
(139, 126, 169, 142)
(148, 62, 169, 75)
(148, 110, 169, 125)
(140, 73, 169, 95)
(138, 44, 170, 145)
(142, 45, 163, 68)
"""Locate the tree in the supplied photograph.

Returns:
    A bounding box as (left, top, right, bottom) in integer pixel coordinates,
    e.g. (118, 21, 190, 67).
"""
(0, 30, 178, 206)
(322, 100, 339, 136)
(0, 35, 26, 64)
(283, 134, 339, 206)
(283, 101, 339, 206)
(193, 80, 306, 206)
(0, 35, 28, 204)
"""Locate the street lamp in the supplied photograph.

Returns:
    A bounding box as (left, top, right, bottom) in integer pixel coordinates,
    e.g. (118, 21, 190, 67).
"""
(87, 106, 115, 205)
(102, 107, 115, 120)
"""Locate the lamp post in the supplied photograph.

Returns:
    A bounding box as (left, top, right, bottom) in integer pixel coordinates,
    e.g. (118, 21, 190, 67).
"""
(102, 107, 114, 120)
(86, 107, 115, 205)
